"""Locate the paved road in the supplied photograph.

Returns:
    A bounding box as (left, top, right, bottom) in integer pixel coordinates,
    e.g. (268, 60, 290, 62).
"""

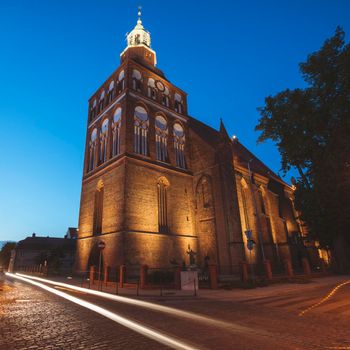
(1, 275, 350, 349)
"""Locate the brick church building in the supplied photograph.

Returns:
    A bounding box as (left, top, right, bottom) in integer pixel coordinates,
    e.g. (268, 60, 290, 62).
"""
(74, 11, 319, 275)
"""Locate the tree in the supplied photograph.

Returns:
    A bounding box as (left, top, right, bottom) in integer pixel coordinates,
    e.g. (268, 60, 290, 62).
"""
(256, 27, 350, 271)
(0, 242, 16, 270)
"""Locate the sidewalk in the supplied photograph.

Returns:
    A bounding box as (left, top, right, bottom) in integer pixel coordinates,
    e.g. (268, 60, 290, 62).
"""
(12, 273, 350, 302)
(198, 275, 350, 301)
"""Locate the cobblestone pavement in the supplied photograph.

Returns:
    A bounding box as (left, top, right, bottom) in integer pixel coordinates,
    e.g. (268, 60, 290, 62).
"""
(0, 279, 168, 350)
(2, 275, 350, 349)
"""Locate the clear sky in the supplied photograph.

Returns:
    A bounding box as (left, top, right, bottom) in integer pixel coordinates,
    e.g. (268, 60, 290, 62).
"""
(1, 0, 349, 242)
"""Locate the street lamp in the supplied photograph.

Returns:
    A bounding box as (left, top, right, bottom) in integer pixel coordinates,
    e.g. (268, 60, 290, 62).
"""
(98, 241, 106, 290)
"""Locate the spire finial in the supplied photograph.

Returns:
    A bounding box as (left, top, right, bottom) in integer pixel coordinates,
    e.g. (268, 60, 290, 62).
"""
(137, 6, 142, 24)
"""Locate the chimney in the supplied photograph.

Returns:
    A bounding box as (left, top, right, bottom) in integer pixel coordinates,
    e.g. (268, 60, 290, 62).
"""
(32, 233, 36, 238)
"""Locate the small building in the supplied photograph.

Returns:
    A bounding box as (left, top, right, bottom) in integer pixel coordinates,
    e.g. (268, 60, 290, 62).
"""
(12, 233, 76, 273)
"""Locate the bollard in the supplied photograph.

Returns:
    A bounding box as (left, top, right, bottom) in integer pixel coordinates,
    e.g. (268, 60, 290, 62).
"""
(119, 265, 125, 288)
(193, 279, 197, 296)
(104, 265, 108, 286)
(90, 265, 95, 285)
(301, 258, 311, 276)
(240, 261, 249, 282)
(140, 265, 148, 289)
(284, 258, 294, 277)
(115, 281, 119, 295)
(208, 264, 218, 289)
(263, 260, 273, 281)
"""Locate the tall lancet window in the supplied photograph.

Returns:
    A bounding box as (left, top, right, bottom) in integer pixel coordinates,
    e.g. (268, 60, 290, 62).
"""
(132, 69, 142, 91)
(112, 107, 121, 157)
(99, 119, 109, 163)
(155, 115, 168, 162)
(108, 80, 115, 103)
(88, 128, 98, 172)
(93, 181, 104, 235)
(158, 177, 169, 233)
(134, 106, 149, 156)
(173, 123, 186, 168)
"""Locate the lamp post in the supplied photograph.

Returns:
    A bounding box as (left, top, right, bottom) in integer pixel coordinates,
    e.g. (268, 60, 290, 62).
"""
(98, 241, 106, 290)
(247, 160, 266, 262)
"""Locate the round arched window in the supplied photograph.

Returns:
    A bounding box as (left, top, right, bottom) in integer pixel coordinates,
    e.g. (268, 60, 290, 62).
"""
(101, 119, 109, 134)
(91, 128, 98, 142)
(114, 107, 122, 123)
(118, 70, 125, 81)
(132, 69, 142, 80)
(148, 78, 156, 87)
(134, 106, 148, 121)
(173, 123, 184, 137)
(155, 115, 167, 131)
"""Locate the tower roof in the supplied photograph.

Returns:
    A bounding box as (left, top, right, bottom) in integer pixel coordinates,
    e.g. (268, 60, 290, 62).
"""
(126, 7, 151, 49)
(120, 7, 157, 66)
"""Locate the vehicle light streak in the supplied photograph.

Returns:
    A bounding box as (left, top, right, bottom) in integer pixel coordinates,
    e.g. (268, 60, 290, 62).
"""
(12, 273, 255, 334)
(6, 273, 199, 350)
(299, 280, 350, 316)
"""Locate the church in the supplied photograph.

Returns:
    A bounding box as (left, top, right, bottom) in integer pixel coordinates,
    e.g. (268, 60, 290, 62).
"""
(74, 11, 319, 276)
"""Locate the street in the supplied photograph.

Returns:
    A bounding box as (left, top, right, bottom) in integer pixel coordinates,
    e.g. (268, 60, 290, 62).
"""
(1, 274, 350, 349)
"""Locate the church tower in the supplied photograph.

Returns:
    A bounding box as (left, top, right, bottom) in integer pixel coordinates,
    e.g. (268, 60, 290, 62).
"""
(75, 10, 198, 272)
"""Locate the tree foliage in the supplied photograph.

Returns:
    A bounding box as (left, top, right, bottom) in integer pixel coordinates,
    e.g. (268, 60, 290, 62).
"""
(0, 242, 16, 269)
(256, 27, 350, 257)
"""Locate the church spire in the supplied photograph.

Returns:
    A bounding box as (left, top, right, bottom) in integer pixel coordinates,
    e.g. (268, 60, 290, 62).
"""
(126, 6, 151, 48)
(120, 7, 157, 66)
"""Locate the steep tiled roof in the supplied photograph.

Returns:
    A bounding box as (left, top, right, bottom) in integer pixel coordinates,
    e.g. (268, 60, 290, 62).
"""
(189, 115, 288, 187)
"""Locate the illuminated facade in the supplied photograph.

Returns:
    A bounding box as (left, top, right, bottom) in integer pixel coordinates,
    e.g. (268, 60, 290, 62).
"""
(75, 11, 318, 274)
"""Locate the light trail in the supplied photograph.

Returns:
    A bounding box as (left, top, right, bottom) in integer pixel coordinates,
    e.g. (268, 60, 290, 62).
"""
(12, 273, 256, 335)
(299, 280, 350, 316)
(6, 273, 199, 350)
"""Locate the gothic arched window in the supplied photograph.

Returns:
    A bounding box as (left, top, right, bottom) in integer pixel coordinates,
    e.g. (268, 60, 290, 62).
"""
(134, 106, 149, 156)
(108, 80, 115, 103)
(117, 70, 125, 93)
(89, 128, 98, 172)
(112, 107, 121, 157)
(173, 122, 185, 168)
(132, 69, 142, 91)
(93, 181, 104, 235)
(99, 119, 109, 163)
(158, 177, 169, 233)
(155, 115, 168, 162)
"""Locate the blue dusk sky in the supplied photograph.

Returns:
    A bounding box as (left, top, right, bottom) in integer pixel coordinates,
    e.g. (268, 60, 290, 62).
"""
(0, 0, 349, 242)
